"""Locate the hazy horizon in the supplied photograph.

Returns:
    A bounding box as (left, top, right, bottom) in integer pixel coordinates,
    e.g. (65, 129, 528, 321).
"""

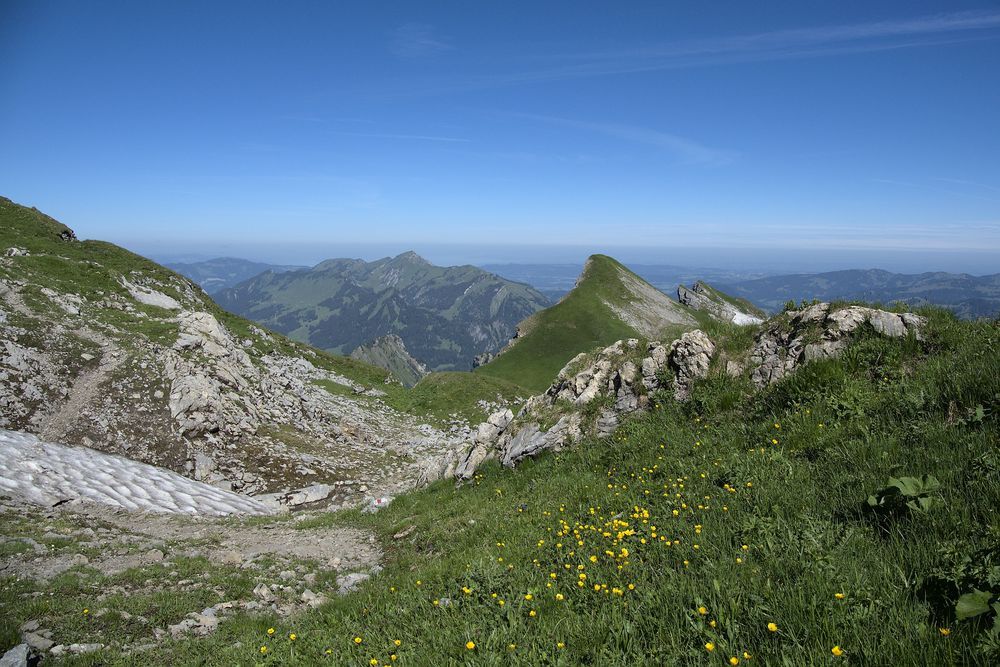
(140, 240, 999, 276)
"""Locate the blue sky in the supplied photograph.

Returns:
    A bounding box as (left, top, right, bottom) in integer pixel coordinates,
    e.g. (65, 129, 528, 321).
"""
(2, 1, 999, 272)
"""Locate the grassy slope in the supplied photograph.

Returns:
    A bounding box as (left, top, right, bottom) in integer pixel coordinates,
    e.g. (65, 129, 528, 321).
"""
(33, 307, 996, 666)
(0, 197, 529, 426)
(477, 255, 697, 392)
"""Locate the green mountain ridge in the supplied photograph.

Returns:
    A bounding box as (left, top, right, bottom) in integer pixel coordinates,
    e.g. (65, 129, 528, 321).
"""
(215, 252, 550, 372)
(476, 254, 702, 391)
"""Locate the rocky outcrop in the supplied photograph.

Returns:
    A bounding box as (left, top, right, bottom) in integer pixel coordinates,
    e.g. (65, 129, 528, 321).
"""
(431, 303, 929, 483)
(668, 330, 717, 400)
(350, 334, 428, 388)
(677, 281, 764, 325)
(122, 278, 181, 311)
(423, 333, 716, 483)
(1, 274, 461, 504)
(453, 408, 512, 480)
(747, 303, 925, 388)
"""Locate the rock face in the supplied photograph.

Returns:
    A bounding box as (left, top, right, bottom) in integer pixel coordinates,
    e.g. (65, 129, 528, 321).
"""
(668, 330, 717, 400)
(0, 644, 30, 667)
(350, 334, 428, 388)
(747, 303, 925, 388)
(677, 281, 764, 325)
(425, 334, 716, 483)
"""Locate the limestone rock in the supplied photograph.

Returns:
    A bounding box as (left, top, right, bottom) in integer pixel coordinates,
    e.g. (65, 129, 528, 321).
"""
(677, 282, 763, 325)
(122, 279, 181, 310)
(668, 330, 716, 400)
(0, 644, 30, 667)
(748, 304, 925, 388)
(337, 571, 370, 595)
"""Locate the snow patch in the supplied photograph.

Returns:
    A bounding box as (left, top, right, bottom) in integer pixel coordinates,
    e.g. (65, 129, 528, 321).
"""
(0, 429, 271, 516)
(732, 312, 764, 326)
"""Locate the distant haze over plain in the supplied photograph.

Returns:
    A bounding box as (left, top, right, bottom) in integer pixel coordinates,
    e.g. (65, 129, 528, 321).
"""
(138, 241, 1000, 277)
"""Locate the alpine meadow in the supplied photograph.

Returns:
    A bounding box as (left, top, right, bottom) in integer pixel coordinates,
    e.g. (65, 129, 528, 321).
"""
(2, 2, 999, 666)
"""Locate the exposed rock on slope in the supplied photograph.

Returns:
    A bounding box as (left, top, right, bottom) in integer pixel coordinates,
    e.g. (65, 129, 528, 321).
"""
(351, 334, 428, 388)
(0, 197, 460, 503)
(677, 281, 765, 325)
(432, 303, 928, 483)
(744, 303, 926, 388)
(425, 332, 716, 483)
(606, 269, 698, 337)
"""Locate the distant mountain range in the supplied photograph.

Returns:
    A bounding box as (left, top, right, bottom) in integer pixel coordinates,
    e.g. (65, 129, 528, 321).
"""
(716, 269, 1000, 319)
(215, 252, 550, 372)
(164, 257, 305, 294)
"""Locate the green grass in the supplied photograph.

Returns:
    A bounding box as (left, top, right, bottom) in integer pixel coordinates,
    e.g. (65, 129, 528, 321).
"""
(477, 255, 679, 392)
(316, 371, 530, 426)
(20, 306, 992, 665)
(396, 372, 530, 424)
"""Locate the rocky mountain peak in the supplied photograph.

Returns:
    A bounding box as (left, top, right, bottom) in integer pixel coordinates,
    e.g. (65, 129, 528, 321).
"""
(390, 250, 431, 266)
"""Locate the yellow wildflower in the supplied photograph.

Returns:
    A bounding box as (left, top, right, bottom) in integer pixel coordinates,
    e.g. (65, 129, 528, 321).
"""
(767, 622, 778, 632)
(466, 641, 476, 650)
(832, 646, 844, 657)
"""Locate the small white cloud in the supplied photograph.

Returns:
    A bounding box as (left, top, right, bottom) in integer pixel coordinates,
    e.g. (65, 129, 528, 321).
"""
(389, 23, 452, 58)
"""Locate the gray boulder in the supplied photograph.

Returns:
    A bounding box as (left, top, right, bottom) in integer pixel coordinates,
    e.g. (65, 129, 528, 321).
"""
(668, 330, 716, 400)
(0, 644, 30, 667)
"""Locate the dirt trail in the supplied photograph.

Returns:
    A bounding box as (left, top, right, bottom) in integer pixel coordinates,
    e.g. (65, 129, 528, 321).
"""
(1, 495, 381, 581)
(38, 328, 122, 443)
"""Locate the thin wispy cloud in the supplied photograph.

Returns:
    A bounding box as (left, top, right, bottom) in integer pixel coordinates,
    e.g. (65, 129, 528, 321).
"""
(514, 113, 735, 166)
(389, 23, 452, 58)
(331, 130, 470, 143)
(377, 10, 1000, 95)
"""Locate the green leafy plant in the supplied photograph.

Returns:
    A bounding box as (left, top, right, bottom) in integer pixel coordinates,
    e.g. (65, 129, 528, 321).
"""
(867, 475, 941, 516)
